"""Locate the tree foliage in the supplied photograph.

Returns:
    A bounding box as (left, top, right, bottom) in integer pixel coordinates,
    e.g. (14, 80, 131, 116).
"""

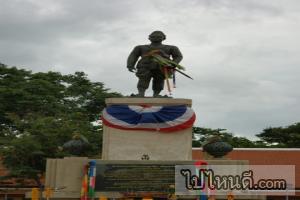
(192, 127, 263, 148)
(0, 63, 121, 186)
(256, 123, 300, 147)
(192, 123, 300, 148)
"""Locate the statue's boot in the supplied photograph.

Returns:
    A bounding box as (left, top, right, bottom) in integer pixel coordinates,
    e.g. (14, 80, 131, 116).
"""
(137, 89, 145, 97)
(153, 90, 163, 98)
(153, 90, 172, 98)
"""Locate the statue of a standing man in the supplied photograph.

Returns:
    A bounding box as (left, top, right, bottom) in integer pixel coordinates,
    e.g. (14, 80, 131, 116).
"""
(127, 31, 183, 97)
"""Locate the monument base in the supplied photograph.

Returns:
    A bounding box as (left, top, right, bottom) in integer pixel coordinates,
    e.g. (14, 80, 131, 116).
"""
(102, 98, 193, 161)
(25, 98, 265, 200)
(28, 157, 265, 200)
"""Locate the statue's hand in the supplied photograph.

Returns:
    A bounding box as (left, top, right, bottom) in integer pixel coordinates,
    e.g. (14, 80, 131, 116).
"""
(127, 67, 136, 73)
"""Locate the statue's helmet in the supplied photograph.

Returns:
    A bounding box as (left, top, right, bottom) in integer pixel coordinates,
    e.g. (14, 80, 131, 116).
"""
(149, 30, 166, 41)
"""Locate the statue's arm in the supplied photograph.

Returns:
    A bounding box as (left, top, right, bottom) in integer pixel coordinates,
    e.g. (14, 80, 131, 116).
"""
(127, 46, 141, 71)
(170, 46, 183, 63)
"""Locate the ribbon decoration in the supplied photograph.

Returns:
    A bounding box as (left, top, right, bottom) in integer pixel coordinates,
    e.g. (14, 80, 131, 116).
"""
(194, 160, 208, 200)
(173, 69, 176, 88)
(142, 50, 192, 95)
(163, 66, 172, 95)
(80, 161, 97, 200)
(80, 165, 89, 200)
(102, 105, 196, 132)
(88, 161, 97, 199)
(194, 160, 216, 200)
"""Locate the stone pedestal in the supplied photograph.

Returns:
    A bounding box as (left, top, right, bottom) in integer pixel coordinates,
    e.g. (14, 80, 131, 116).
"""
(38, 159, 263, 200)
(45, 157, 89, 193)
(105, 98, 192, 107)
(102, 126, 192, 160)
(102, 98, 193, 160)
(26, 97, 266, 200)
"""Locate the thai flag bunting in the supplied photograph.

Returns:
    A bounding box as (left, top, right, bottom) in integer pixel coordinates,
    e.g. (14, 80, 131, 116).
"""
(102, 105, 196, 132)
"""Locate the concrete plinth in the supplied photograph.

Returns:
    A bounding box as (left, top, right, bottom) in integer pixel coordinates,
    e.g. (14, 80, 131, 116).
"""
(102, 98, 193, 160)
(36, 158, 264, 200)
(105, 97, 192, 107)
(45, 157, 89, 193)
(26, 97, 266, 200)
(102, 126, 192, 160)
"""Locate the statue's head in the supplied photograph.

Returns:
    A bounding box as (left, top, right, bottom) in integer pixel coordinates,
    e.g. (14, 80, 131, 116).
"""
(149, 31, 166, 43)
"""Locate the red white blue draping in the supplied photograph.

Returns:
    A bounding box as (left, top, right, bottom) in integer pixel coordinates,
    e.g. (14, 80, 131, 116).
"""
(102, 105, 196, 132)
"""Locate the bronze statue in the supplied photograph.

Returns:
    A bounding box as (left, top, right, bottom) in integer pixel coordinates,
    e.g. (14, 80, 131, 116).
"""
(127, 31, 183, 97)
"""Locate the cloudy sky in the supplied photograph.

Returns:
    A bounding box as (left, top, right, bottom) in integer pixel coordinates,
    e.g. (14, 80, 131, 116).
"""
(1, 0, 299, 139)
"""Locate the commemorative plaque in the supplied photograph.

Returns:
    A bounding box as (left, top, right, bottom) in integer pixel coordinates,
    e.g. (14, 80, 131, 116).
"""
(95, 162, 175, 193)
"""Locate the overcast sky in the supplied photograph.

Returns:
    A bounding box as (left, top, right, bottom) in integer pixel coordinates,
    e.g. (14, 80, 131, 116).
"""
(1, 0, 300, 139)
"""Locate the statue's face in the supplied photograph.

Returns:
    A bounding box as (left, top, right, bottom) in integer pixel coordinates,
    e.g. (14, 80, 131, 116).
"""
(149, 33, 164, 43)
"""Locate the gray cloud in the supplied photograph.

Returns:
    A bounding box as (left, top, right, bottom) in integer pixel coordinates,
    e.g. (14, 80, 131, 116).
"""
(1, 0, 300, 139)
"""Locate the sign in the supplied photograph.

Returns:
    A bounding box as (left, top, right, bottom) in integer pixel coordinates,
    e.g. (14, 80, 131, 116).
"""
(95, 162, 175, 193)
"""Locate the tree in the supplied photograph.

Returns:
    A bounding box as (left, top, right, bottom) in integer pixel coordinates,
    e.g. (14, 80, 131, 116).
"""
(192, 127, 260, 148)
(0, 63, 121, 188)
(256, 123, 300, 147)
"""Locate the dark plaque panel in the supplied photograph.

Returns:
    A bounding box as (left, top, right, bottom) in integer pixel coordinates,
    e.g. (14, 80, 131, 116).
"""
(95, 163, 175, 192)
